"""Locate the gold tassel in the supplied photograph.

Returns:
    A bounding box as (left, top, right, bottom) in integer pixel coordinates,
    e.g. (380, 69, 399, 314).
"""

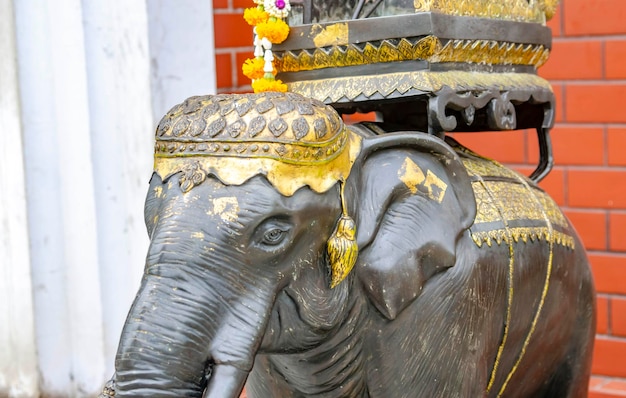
(327, 181, 358, 288)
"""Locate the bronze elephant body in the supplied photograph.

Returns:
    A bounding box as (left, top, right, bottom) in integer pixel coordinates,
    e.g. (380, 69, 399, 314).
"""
(104, 93, 595, 398)
(246, 128, 595, 398)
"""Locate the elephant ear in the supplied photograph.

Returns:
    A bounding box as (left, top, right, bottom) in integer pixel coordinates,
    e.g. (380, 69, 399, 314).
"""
(345, 132, 476, 320)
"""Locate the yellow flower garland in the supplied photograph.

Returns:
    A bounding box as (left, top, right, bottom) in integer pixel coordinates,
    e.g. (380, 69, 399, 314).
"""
(242, 57, 272, 80)
(252, 78, 288, 93)
(243, 7, 269, 26)
(255, 19, 290, 44)
(242, 1, 291, 93)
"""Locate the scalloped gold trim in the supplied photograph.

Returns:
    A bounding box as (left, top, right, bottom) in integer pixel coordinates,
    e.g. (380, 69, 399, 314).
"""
(154, 130, 362, 197)
(471, 228, 575, 250)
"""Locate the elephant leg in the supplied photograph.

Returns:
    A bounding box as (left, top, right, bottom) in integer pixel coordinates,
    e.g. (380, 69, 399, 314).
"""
(246, 355, 299, 398)
(534, 268, 596, 398)
(544, 307, 595, 397)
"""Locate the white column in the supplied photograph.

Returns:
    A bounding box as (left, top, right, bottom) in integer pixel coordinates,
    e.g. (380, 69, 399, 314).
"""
(147, 0, 217, 120)
(81, 0, 154, 375)
(14, 0, 106, 395)
(0, 0, 40, 396)
(7, 0, 217, 395)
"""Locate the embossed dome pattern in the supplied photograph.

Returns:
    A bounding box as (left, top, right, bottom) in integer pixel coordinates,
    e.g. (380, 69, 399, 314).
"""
(155, 92, 346, 163)
(153, 92, 361, 196)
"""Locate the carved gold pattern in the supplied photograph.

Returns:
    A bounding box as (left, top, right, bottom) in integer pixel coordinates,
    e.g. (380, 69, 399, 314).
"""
(471, 181, 568, 228)
(471, 228, 575, 249)
(153, 93, 362, 196)
(433, 40, 550, 67)
(460, 155, 574, 250)
(461, 156, 520, 180)
(274, 36, 440, 72)
(413, 0, 558, 23)
(275, 36, 549, 73)
(287, 71, 551, 103)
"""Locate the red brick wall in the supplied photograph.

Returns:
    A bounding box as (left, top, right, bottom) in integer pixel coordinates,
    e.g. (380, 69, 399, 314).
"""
(456, 2, 626, 395)
(213, 1, 626, 396)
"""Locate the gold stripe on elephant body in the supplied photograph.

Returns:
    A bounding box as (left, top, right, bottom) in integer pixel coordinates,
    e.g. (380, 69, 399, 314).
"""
(475, 177, 516, 394)
(495, 170, 556, 398)
(457, 151, 559, 395)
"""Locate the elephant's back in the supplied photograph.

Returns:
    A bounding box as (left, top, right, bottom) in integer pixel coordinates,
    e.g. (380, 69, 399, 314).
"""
(446, 137, 575, 251)
(445, 137, 592, 397)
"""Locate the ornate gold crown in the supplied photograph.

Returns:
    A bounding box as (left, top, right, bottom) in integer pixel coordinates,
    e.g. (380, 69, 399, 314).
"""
(154, 92, 361, 196)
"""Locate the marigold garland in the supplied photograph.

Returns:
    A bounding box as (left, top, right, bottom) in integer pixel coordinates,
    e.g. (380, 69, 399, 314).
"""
(242, 57, 270, 80)
(243, 7, 269, 26)
(242, 0, 291, 93)
(252, 78, 288, 93)
(255, 19, 290, 44)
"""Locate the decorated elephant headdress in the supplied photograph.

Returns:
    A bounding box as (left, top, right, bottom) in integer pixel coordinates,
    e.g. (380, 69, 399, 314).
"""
(153, 92, 362, 287)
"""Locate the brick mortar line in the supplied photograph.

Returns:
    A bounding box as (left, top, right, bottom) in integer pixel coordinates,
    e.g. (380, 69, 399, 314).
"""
(586, 249, 626, 256)
(213, 8, 248, 14)
(505, 163, 626, 171)
(590, 387, 626, 396)
(590, 375, 612, 390)
(215, 47, 252, 54)
(553, 35, 626, 42)
(595, 334, 626, 342)
(553, 122, 626, 128)
(559, 206, 626, 213)
(597, 293, 626, 297)
(546, 79, 626, 84)
(592, 389, 626, 397)
(556, 33, 626, 40)
(213, 8, 244, 13)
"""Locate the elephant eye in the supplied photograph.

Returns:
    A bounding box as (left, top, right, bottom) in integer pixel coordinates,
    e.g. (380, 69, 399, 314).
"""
(262, 228, 288, 245)
(254, 218, 292, 249)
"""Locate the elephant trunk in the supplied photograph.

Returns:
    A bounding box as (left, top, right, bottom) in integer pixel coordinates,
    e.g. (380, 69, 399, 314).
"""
(111, 260, 271, 398)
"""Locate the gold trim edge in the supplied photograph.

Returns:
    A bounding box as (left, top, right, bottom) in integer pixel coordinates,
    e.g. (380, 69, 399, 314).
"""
(286, 71, 553, 103)
(275, 36, 550, 73)
(413, 0, 558, 22)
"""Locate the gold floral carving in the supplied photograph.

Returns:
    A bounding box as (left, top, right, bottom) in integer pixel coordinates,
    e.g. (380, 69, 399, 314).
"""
(413, 0, 559, 23)
(275, 36, 549, 73)
(461, 155, 574, 250)
(287, 71, 551, 103)
(471, 180, 568, 228)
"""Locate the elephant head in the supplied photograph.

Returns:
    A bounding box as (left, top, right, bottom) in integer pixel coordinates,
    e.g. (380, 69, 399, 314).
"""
(103, 92, 476, 397)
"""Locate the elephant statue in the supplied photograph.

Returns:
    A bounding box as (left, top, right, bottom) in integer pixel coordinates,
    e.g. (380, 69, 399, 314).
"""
(101, 92, 595, 398)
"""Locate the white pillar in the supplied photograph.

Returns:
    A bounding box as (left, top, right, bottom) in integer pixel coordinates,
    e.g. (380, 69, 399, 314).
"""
(6, 0, 216, 395)
(147, 0, 217, 120)
(14, 0, 106, 395)
(0, 0, 39, 396)
(81, 0, 154, 375)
